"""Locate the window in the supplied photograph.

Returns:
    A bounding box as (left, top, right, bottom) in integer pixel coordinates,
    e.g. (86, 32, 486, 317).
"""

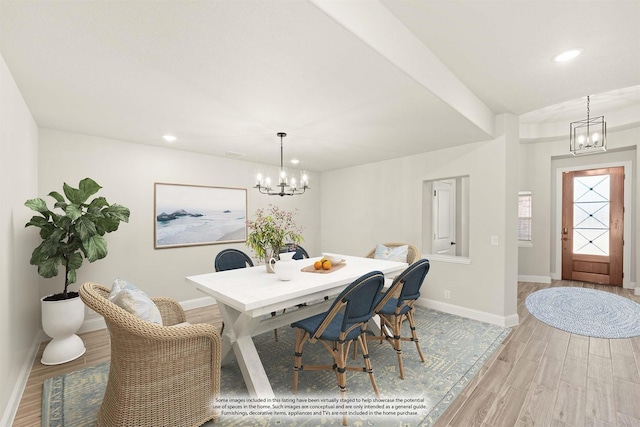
(518, 191, 532, 242)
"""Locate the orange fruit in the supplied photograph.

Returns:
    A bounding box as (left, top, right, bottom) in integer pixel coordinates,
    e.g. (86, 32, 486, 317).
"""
(314, 260, 322, 270)
(322, 260, 332, 270)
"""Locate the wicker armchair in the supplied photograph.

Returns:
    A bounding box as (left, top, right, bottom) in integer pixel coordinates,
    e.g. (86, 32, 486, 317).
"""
(364, 242, 420, 264)
(79, 282, 221, 427)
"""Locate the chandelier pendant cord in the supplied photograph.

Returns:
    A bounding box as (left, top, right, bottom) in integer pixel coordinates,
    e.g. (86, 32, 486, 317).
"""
(280, 136, 284, 181)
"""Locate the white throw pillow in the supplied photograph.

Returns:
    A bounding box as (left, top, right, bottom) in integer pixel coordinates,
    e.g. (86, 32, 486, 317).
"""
(374, 244, 409, 263)
(109, 278, 163, 325)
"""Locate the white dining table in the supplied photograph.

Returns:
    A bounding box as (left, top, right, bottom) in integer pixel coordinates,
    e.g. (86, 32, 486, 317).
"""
(185, 254, 407, 398)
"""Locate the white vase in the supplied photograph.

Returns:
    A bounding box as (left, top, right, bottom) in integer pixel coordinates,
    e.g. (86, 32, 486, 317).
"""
(269, 252, 297, 281)
(278, 252, 296, 262)
(41, 295, 86, 365)
(265, 251, 295, 273)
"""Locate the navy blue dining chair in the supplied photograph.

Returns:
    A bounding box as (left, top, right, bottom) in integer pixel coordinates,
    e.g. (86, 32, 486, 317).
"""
(280, 243, 309, 260)
(214, 248, 254, 272)
(370, 259, 430, 379)
(291, 270, 385, 426)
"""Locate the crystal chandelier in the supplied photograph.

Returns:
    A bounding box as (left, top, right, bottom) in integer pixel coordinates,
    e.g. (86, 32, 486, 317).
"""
(254, 132, 309, 196)
(570, 95, 606, 155)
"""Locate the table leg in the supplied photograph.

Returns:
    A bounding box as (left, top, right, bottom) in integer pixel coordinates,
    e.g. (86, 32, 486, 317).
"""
(233, 335, 275, 398)
(218, 302, 276, 398)
(216, 303, 239, 364)
(368, 315, 382, 335)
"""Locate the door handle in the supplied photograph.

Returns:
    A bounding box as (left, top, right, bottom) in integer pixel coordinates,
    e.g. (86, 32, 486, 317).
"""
(450, 242, 456, 245)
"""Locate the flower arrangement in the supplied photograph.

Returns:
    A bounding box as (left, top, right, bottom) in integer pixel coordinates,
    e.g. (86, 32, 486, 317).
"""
(246, 204, 303, 262)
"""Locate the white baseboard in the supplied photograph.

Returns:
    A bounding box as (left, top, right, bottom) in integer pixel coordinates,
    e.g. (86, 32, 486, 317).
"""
(180, 296, 216, 311)
(416, 298, 519, 328)
(1, 331, 46, 427)
(77, 316, 107, 334)
(518, 275, 552, 284)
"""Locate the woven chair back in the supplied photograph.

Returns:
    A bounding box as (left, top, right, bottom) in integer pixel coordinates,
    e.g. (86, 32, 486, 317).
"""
(215, 248, 254, 271)
(364, 242, 420, 264)
(313, 271, 385, 338)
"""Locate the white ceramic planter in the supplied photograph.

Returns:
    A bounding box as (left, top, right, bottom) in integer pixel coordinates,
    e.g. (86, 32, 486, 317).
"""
(41, 295, 86, 365)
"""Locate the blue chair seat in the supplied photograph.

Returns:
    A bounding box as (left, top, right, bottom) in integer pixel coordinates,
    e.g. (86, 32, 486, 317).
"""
(376, 297, 412, 316)
(292, 312, 361, 342)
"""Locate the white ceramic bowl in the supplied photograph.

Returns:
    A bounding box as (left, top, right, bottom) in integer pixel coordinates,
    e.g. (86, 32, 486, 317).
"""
(322, 253, 344, 264)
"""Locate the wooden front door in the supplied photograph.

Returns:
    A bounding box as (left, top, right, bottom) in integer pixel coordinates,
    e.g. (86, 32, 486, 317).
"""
(561, 167, 624, 285)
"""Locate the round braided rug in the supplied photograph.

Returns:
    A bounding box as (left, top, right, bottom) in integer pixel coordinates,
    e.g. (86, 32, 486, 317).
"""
(525, 287, 640, 338)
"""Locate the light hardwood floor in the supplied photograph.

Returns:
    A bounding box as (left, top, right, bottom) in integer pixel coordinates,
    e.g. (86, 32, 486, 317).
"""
(434, 280, 640, 427)
(12, 280, 640, 427)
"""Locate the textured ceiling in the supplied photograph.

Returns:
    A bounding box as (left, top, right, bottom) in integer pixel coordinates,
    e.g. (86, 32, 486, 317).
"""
(1, 0, 639, 172)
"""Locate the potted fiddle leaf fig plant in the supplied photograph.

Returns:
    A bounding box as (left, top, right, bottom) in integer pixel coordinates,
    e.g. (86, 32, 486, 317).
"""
(25, 177, 130, 364)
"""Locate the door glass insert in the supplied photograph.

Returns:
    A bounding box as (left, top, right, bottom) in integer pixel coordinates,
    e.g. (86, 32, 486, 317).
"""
(573, 175, 609, 255)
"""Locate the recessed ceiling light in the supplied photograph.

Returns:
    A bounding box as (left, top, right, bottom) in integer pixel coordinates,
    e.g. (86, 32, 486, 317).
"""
(290, 159, 300, 165)
(162, 134, 177, 142)
(552, 48, 583, 63)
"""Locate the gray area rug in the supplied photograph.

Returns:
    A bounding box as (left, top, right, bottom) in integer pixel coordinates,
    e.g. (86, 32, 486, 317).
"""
(525, 287, 640, 339)
(42, 306, 510, 427)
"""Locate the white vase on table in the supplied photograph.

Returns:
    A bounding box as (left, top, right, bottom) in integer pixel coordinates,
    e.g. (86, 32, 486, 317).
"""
(269, 252, 296, 280)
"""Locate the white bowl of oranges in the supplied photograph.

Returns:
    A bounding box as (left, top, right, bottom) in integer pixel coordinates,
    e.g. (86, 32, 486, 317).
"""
(313, 254, 344, 270)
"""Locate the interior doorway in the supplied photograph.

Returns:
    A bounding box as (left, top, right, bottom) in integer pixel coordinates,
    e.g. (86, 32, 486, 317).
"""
(561, 166, 624, 286)
(432, 179, 456, 256)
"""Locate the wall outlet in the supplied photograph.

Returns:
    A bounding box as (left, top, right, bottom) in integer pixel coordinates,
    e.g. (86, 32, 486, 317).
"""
(491, 235, 499, 246)
(444, 290, 451, 299)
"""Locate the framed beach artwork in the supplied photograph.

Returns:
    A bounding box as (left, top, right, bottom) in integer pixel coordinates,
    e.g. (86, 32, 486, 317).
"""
(154, 183, 247, 249)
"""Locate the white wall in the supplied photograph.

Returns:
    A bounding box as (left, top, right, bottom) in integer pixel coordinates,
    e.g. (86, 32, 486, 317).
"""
(519, 126, 639, 288)
(0, 55, 41, 425)
(320, 115, 520, 327)
(37, 129, 322, 318)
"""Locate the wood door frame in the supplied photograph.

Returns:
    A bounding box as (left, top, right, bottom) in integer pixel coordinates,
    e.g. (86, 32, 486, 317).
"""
(554, 161, 632, 288)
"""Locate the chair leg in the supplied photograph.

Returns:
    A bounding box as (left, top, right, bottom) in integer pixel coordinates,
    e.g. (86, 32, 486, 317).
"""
(292, 329, 308, 394)
(380, 316, 392, 343)
(406, 309, 425, 363)
(335, 341, 348, 426)
(358, 333, 380, 397)
(392, 314, 406, 379)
